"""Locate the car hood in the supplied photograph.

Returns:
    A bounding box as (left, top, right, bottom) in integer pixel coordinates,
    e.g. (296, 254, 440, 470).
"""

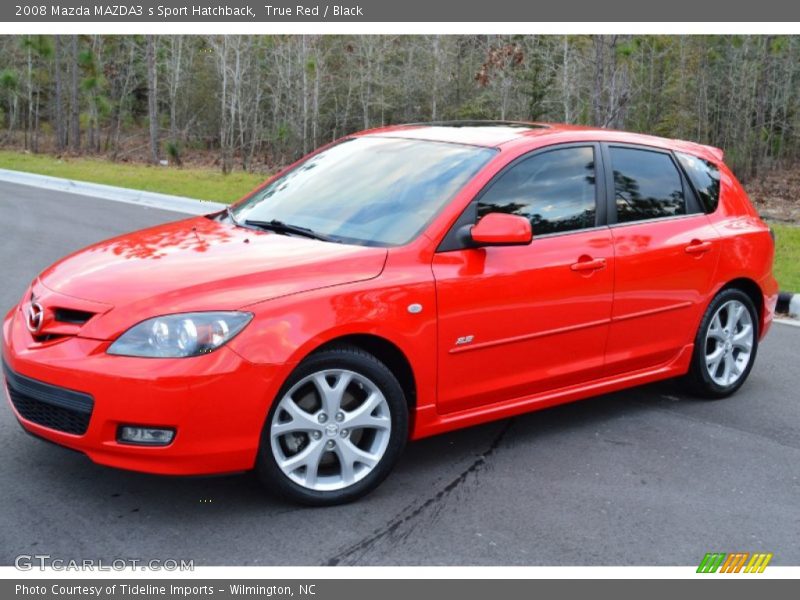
(37, 216, 387, 340)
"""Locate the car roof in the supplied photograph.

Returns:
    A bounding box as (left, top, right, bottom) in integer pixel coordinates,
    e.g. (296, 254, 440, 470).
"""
(355, 121, 723, 163)
(355, 121, 554, 146)
(356, 121, 550, 147)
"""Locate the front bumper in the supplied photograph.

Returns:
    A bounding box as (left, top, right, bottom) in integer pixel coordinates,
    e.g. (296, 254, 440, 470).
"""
(760, 272, 780, 340)
(2, 305, 282, 475)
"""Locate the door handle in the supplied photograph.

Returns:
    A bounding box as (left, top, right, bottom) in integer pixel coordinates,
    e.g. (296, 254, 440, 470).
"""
(570, 257, 606, 272)
(685, 240, 712, 255)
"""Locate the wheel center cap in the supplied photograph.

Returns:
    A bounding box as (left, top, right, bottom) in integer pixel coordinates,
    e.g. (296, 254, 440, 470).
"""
(325, 423, 339, 437)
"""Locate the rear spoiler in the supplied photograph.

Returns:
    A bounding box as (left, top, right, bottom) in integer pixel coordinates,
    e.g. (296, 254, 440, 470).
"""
(675, 140, 724, 163)
(705, 145, 724, 162)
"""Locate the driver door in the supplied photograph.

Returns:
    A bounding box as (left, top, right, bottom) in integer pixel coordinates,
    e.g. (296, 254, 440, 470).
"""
(432, 144, 614, 414)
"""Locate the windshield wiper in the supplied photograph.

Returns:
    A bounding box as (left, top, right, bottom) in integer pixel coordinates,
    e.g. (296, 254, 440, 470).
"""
(243, 219, 335, 242)
(225, 206, 240, 226)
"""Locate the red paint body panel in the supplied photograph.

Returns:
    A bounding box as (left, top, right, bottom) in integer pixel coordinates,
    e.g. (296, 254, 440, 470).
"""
(3, 307, 278, 473)
(604, 214, 722, 375)
(2, 123, 778, 475)
(469, 213, 533, 245)
(432, 228, 614, 414)
(38, 217, 388, 340)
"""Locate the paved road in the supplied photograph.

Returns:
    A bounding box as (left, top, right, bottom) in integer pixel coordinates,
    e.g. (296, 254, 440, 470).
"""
(1, 180, 798, 566)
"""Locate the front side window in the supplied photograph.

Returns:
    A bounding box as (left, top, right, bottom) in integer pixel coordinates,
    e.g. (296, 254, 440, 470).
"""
(230, 137, 495, 246)
(476, 146, 597, 235)
(676, 151, 721, 213)
(609, 147, 686, 223)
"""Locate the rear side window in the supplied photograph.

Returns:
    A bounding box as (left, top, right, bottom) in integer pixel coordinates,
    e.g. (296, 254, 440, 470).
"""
(609, 147, 686, 223)
(676, 151, 721, 213)
(477, 146, 597, 235)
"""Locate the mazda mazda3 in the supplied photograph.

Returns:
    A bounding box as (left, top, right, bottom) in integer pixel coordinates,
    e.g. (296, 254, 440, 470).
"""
(2, 122, 778, 504)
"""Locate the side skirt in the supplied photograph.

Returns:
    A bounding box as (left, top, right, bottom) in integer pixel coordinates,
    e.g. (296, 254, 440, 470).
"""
(410, 344, 694, 440)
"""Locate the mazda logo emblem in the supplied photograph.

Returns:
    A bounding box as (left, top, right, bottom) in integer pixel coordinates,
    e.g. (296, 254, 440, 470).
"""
(26, 301, 44, 334)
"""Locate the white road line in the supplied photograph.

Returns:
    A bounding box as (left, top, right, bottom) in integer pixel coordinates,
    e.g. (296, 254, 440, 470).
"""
(775, 318, 800, 328)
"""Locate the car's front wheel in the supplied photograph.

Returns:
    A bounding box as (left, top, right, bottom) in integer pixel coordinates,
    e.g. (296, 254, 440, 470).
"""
(256, 345, 408, 505)
(684, 288, 759, 399)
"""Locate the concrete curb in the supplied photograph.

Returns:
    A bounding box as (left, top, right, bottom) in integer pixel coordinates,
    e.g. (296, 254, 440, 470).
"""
(0, 167, 225, 215)
(775, 318, 800, 327)
(777, 291, 800, 319)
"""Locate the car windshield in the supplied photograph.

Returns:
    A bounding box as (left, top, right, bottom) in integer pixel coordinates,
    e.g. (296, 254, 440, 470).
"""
(229, 136, 496, 246)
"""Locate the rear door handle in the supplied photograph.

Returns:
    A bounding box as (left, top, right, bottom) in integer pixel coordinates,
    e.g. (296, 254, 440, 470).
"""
(571, 257, 606, 272)
(685, 240, 712, 255)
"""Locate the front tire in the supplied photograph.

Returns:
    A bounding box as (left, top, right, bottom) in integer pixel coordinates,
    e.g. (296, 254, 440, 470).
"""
(684, 288, 759, 399)
(256, 345, 408, 505)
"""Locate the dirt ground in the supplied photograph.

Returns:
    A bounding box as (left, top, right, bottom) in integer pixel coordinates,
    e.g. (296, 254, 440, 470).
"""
(746, 167, 800, 225)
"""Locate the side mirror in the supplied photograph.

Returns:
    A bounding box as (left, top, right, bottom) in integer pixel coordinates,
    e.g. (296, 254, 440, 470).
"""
(468, 213, 532, 247)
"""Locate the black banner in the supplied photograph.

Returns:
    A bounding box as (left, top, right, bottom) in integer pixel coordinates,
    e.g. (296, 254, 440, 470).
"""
(3, 0, 800, 22)
(4, 579, 800, 600)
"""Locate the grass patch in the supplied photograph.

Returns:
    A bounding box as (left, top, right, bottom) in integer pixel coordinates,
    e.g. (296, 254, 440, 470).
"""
(772, 223, 800, 292)
(0, 151, 265, 203)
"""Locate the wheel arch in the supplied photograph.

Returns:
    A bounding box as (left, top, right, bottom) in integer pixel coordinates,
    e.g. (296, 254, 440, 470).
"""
(719, 277, 764, 335)
(256, 331, 414, 504)
(311, 334, 417, 414)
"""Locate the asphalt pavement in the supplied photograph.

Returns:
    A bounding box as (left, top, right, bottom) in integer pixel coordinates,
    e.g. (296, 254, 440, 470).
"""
(0, 180, 798, 566)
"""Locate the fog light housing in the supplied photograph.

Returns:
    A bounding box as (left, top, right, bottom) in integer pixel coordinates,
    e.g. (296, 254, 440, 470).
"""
(117, 426, 175, 446)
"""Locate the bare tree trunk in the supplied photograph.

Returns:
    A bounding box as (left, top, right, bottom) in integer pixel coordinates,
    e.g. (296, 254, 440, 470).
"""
(246, 64, 262, 170)
(33, 84, 40, 153)
(168, 36, 183, 143)
(233, 38, 250, 171)
(754, 36, 773, 177)
(111, 38, 137, 160)
(219, 44, 230, 173)
(312, 41, 320, 149)
(230, 38, 241, 171)
(70, 35, 80, 152)
(146, 36, 159, 164)
(431, 35, 440, 120)
(54, 35, 65, 152)
(358, 36, 374, 130)
(561, 36, 571, 123)
(591, 36, 605, 127)
(25, 42, 32, 150)
(302, 36, 309, 154)
(211, 35, 234, 174)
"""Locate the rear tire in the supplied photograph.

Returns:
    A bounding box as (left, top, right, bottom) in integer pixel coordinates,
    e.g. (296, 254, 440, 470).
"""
(256, 345, 408, 506)
(683, 288, 759, 399)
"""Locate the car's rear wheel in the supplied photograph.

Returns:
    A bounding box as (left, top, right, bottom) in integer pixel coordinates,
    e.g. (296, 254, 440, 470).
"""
(684, 288, 759, 399)
(256, 345, 408, 505)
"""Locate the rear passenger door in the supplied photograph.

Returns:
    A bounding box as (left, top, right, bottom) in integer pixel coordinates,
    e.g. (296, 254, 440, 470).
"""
(602, 144, 721, 375)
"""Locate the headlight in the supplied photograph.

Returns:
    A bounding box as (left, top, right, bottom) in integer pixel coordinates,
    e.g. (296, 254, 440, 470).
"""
(107, 312, 252, 358)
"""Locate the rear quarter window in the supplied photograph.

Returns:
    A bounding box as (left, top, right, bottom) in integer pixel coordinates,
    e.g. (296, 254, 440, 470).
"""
(676, 152, 721, 213)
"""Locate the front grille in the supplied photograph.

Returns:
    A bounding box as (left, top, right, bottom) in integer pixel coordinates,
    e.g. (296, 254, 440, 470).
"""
(54, 308, 94, 325)
(3, 360, 94, 435)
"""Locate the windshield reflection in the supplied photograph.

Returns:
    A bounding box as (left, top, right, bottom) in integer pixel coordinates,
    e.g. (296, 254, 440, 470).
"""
(231, 137, 496, 246)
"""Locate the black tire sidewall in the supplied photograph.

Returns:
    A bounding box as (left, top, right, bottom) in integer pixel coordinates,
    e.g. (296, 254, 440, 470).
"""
(689, 289, 759, 399)
(256, 346, 408, 506)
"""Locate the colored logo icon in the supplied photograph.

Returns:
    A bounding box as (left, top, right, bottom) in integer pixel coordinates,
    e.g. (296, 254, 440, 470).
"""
(697, 552, 773, 573)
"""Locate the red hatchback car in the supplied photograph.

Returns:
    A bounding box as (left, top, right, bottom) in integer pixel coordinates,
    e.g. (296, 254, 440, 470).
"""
(3, 122, 778, 504)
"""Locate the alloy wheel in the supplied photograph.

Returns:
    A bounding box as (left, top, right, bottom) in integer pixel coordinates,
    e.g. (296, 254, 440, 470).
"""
(704, 299, 754, 387)
(269, 369, 392, 492)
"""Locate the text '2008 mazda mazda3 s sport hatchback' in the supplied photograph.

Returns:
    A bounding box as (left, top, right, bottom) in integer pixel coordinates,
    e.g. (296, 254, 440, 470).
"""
(2, 122, 778, 505)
